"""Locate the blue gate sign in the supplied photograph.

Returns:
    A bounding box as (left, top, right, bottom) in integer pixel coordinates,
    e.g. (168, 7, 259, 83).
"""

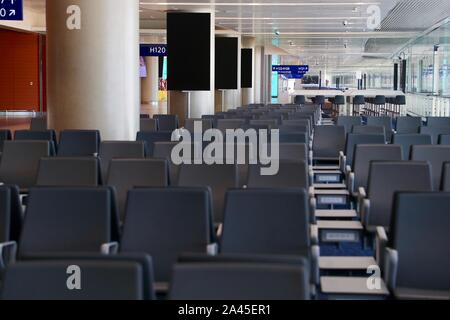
(272, 65, 309, 74)
(0, 0, 23, 21)
(140, 44, 168, 57)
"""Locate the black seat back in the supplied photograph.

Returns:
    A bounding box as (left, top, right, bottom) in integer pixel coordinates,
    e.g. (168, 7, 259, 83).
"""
(37, 157, 100, 187)
(221, 188, 310, 255)
(411, 145, 450, 191)
(121, 188, 213, 282)
(389, 192, 450, 297)
(99, 141, 146, 182)
(106, 159, 168, 222)
(0, 141, 54, 189)
(18, 187, 119, 259)
(392, 134, 432, 160)
(58, 130, 100, 157)
(169, 260, 310, 300)
(366, 161, 432, 230)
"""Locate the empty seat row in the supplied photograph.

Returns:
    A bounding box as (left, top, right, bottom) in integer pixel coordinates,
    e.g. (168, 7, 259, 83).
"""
(0, 186, 315, 295)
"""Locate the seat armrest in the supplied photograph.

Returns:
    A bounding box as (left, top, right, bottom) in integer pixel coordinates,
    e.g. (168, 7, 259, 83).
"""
(207, 243, 218, 256)
(376, 227, 388, 266)
(310, 224, 319, 245)
(360, 199, 371, 228)
(339, 151, 346, 173)
(384, 248, 398, 291)
(309, 150, 313, 165)
(309, 194, 317, 224)
(311, 245, 320, 285)
(0, 241, 17, 271)
(345, 167, 355, 194)
(308, 169, 314, 187)
(100, 242, 119, 255)
(357, 187, 367, 212)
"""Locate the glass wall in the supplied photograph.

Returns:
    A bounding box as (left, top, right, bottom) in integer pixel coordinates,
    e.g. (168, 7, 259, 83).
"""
(404, 19, 450, 96)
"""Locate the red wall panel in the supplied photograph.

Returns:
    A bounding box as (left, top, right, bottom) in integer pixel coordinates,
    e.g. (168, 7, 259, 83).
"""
(0, 29, 40, 111)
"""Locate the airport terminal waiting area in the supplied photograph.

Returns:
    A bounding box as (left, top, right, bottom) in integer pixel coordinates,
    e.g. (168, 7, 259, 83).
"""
(0, 100, 449, 300)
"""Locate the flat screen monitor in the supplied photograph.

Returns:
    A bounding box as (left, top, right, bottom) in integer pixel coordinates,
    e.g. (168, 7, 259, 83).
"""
(215, 37, 238, 90)
(241, 48, 253, 88)
(167, 12, 211, 91)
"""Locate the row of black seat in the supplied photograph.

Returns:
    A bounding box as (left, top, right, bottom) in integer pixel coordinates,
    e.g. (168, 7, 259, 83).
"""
(1, 184, 449, 299)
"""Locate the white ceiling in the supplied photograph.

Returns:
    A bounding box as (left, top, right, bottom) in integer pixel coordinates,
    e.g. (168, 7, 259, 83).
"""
(6, 0, 450, 68)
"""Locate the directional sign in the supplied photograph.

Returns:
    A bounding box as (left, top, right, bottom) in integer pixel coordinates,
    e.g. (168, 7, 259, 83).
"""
(272, 65, 309, 74)
(0, 0, 23, 21)
(140, 44, 167, 57)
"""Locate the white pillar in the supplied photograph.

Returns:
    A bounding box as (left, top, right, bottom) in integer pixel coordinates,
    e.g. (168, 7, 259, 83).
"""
(46, 0, 139, 140)
(141, 56, 159, 104)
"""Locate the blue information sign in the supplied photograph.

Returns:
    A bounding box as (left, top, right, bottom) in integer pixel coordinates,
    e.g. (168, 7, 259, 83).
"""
(272, 65, 309, 74)
(0, 0, 23, 21)
(140, 44, 167, 57)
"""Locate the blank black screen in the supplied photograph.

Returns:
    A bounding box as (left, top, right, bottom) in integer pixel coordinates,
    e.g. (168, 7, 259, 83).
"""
(167, 12, 211, 91)
(215, 37, 238, 90)
(241, 48, 253, 88)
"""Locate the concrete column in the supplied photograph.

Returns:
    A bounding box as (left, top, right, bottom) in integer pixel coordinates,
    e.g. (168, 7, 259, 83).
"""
(46, 0, 139, 140)
(141, 56, 159, 104)
(241, 36, 256, 106)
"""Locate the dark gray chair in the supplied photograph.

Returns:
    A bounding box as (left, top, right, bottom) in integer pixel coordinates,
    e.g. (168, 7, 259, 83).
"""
(0, 130, 12, 153)
(352, 125, 386, 140)
(279, 132, 308, 144)
(184, 119, 213, 133)
(278, 143, 308, 162)
(169, 260, 310, 300)
(99, 141, 146, 182)
(312, 126, 346, 161)
(0, 185, 22, 244)
(278, 125, 309, 134)
(202, 115, 225, 128)
(217, 119, 246, 132)
(177, 164, 239, 224)
(136, 131, 173, 156)
(419, 126, 450, 144)
(386, 192, 450, 299)
(282, 119, 311, 134)
(366, 117, 393, 140)
(344, 134, 386, 168)
(0, 141, 55, 189)
(18, 187, 120, 259)
(221, 189, 310, 256)
(1, 256, 155, 300)
(442, 162, 450, 191)
(36, 157, 100, 187)
(249, 119, 278, 129)
(427, 117, 450, 128)
(352, 144, 402, 191)
(121, 188, 214, 283)
(14, 130, 57, 146)
(392, 134, 432, 160)
(30, 117, 47, 131)
(396, 117, 422, 134)
(106, 159, 168, 222)
(411, 145, 450, 191)
(152, 141, 182, 185)
(364, 161, 432, 230)
(140, 118, 158, 132)
(439, 134, 450, 145)
(337, 116, 362, 134)
(153, 114, 179, 131)
(58, 130, 100, 157)
(247, 160, 309, 189)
